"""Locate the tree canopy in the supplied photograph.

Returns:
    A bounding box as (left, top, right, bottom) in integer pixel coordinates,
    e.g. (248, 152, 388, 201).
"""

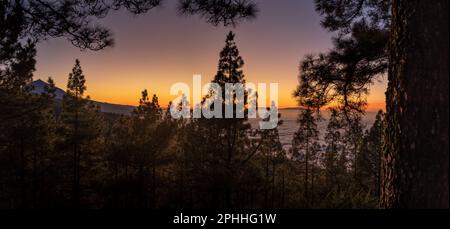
(1, 0, 257, 51)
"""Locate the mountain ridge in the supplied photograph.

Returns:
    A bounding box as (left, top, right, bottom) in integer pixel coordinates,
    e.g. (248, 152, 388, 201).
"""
(31, 80, 305, 115)
(31, 79, 135, 115)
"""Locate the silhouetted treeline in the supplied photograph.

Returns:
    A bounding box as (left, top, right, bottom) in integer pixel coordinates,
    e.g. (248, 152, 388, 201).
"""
(1, 31, 384, 209)
(2, 0, 447, 209)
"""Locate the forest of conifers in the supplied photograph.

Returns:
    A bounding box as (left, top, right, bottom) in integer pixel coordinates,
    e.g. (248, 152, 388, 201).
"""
(0, 0, 448, 209)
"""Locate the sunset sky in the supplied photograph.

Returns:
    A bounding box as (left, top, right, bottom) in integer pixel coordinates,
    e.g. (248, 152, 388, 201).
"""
(34, 0, 387, 111)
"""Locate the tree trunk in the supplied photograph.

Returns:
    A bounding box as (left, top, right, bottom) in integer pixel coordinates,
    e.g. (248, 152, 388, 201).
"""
(19, 138, 26, 208)
(152, 165, 156, 208)
(264, 153, 269, 208)
(382, 0, 449, 208)
(305, 138, 309, 208)
(281, 169, 285, 208)
(311, 166, 314, 207)
(73, 109, 80, 209)
(271, 161, 275, 208)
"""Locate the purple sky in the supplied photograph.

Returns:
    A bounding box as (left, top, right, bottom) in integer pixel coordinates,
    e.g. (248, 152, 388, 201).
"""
(34, 0, 387, 109)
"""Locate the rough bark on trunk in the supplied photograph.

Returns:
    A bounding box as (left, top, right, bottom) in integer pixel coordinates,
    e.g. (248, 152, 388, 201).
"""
(382, 0, 449, 208)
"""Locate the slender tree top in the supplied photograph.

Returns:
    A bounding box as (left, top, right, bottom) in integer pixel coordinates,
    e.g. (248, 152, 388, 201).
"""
(214, 31, 245, 85)
(294, 108, 319, 142)
(134, 89, 163, 121)
(67, 59, 86, 97)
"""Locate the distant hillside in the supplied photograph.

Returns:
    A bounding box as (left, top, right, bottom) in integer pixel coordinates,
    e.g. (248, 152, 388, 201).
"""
(31, 80, 306, 115)
(31, 79, 135, 115)
(279, 107, 304, 110)
(31, 79, 67, 99)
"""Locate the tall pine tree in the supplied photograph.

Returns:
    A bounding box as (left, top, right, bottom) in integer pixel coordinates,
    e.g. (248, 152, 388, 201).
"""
(358, 110, 384, 197)
(291, 108, 320, 207)
(323, 109, 346, 191)
(60, 59, 104, 208)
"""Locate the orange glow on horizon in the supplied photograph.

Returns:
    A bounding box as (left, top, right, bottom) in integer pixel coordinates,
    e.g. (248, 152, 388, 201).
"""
(44, 76, 385, 112)
(33, 0, 388, 113)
